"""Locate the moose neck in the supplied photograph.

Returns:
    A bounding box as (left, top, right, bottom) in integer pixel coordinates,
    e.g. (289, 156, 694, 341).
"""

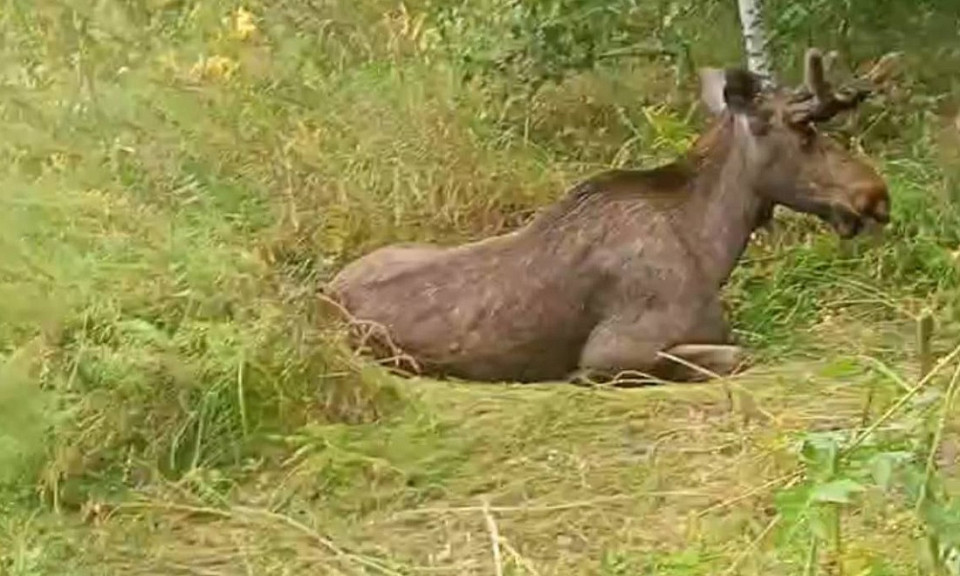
(681, 114, 770, 288)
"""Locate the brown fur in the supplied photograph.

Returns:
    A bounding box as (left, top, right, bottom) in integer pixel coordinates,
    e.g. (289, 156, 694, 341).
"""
(326, 51, 895, 385)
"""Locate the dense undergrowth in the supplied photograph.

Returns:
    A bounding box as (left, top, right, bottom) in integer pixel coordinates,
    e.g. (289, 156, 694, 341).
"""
(2, 0, 960, 574)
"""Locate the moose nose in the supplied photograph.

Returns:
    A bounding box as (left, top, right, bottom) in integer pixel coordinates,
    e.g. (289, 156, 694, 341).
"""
(852, 181, 891, 225)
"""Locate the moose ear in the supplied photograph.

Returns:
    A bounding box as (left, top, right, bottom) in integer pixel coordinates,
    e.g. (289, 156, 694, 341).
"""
(699, 67, 761, 116)
(699, 68, 728, 115)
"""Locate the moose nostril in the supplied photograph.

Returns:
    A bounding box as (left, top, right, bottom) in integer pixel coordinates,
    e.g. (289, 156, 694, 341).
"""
(871, 197, 890, 223)
(853, 181, 890, 223)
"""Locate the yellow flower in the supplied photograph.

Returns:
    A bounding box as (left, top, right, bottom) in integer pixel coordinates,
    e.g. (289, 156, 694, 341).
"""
(47, 152, 68, 173)
(189, 55, 239, 81)
(233, 7, 258, 40)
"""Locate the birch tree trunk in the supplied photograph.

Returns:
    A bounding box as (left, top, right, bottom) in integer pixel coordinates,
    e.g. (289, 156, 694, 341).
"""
(737, 0, 775, 87)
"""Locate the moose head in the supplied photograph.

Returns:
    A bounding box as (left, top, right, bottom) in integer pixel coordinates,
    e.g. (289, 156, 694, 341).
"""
(698, 48, 900, 237)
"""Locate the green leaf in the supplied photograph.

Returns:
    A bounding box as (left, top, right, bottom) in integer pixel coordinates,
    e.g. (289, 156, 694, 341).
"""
(868, 451, 913, 492)
(872, 455, 893, 491)
(817, 357, 862, 378)
(775, 484, 812, 521)
(799, 432, 842, 476)
(810, 479, 865, 504)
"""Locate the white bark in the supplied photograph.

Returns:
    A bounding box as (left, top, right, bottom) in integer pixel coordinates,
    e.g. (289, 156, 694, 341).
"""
(737, 0, 775, 88)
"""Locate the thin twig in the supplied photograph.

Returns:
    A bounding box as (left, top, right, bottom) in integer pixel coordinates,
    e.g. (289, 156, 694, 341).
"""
(803, 534, 819, 576)
(843, 341, 960, 458)
(391, 492, 704, 518)
(316, 290, 423, 373)
(722, 514, 782, 575)
(501, 540, 542, 576)
(654, 349, 739, 411)
(697, 472, 800, 518)
(654, 350, 724, 379)
(597, 44, 675, 60)
(481, 498, 504, 576)
(917, 308, 935, 379)
(916, 359, 960, 514)
(859, 354, 912, 392)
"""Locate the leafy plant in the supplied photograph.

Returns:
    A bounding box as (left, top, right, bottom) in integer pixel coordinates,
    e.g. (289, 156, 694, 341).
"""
(425, 0, 680, 98)
(774, 355, 960, 574)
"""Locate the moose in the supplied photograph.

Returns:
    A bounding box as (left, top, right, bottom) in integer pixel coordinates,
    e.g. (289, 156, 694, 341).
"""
(326, 48, 898, 385)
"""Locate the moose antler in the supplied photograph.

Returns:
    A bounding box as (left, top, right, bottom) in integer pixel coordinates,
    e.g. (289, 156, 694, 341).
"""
(787, 47, 902, 123)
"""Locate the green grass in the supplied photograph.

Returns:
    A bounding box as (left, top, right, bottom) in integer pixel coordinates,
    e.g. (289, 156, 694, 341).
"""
(3, 0, 960, 574)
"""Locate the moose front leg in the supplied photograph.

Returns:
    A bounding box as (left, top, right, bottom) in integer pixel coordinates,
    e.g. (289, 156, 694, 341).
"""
(653, 293, 749, 381)
(574, 341, 747, 386)
(575, 300, 747, 386)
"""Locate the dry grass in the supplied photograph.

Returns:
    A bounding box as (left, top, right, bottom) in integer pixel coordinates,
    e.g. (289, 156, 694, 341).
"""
(11, 342, 954, 575)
